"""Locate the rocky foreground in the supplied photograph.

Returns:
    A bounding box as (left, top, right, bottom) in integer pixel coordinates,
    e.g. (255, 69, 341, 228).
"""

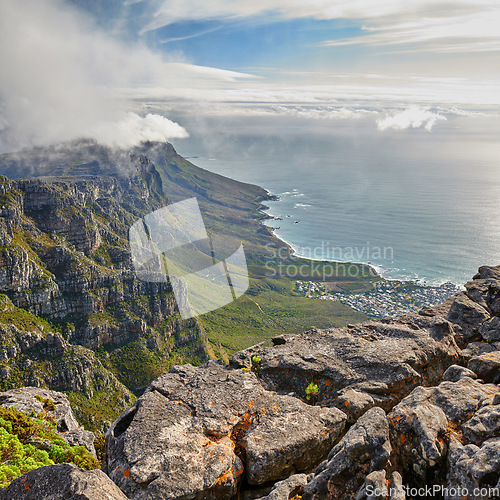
(1, 265, 500, 499)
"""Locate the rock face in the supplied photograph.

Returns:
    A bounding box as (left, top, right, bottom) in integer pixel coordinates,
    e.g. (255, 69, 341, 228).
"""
(104, 361, 346, 500)
(0, 294, 135, 432)
(302, 407, 391, 499)
(446, 437, 500, 499)
(0, 173, 204, 353)
(0, 387, 79, 432)
(388, 377, 498, 484)
(256, 473, 308, 500)
(231, 314, 461, 417)
(0, 152, 208, 425)
(0, 464, 129, 500)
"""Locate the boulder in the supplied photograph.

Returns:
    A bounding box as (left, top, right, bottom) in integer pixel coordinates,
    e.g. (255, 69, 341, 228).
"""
(388, 377, 497, 482)
(302, 407, 391, 500)
(446, 437, 500, 499)
(474, 265, 500, 281)
(446, 293, 490, 342)
(479, 317, 500, 341)
(460, 341, 499, 363)
(468, 351, 500, 383)
(104, 362, 346, 500)
(442, 364, 477, 382)
(0, 463, 128, 500)
(355, 471, 406, 500)
(63, 428, 97, 458)
(333, 388, 376, 424)
(462, 400, 500, 444)
(231, 318, 460, 412)
(0, 387, 79, 432)
(256, 473, 308, 500)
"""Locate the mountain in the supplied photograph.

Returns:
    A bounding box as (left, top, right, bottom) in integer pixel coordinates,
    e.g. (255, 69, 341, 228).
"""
(0, 140, 371, 430)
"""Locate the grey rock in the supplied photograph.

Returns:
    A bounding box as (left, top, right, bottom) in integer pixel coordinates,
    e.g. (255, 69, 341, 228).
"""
(62, 428, 97, 458)
(355, 471, 406, 500)
(104, 362, 346, 500)
(474, 265, 500, 281)
(231, 319, 460, 412)
(445, 437, 481, 500)
(388, 472, 406, 500)
(0, 386, 97, 456)
(388, 378, 496, 480)
(479, 317, 500, 341)
(256, 473, 308, 500)
(446, 293, 490, 342)
(0, 463, 128, 500)
(334, 388, 376, 424)
(462, 402, 500, 444)
(461, 341, 498, 362)
(302, 407, 391, 500)
(468, 351, 500, 383)
(355, 470, 387, 500)
(446, 437, 500, 499)
(442, 364, 477, 382)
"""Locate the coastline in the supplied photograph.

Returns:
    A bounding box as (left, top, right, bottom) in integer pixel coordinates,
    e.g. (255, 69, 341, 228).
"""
(259, 189, 382, 279)
(261, 190, 463, 288)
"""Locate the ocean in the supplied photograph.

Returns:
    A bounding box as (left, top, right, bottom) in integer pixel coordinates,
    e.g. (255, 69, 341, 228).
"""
(177, 128, 500, 286)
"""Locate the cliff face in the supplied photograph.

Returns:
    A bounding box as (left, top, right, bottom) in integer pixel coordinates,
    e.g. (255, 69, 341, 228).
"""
(0, 167, 205, 346)
(0, 148, 210, 427)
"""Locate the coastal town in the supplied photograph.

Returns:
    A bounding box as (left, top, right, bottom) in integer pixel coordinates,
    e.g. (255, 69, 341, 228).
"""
(295, 279, 462, 318)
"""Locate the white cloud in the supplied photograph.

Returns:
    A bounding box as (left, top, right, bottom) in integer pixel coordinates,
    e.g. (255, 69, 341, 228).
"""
(145, 0, 500, 55)
(376, 105, 446, 132)
(144, 0, 455, 28)
(89, 113, 188, 148)
(0, 0, 254, 153)
(321, 6, 500, 53)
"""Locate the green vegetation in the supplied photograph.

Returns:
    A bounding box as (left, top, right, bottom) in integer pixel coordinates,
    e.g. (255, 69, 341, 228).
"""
(0, 294, 55, 337)
(65, 389, 135, 435)
(251, 355, 261, 373)
(198, 274, 368, 356)
(34, 396, 56, 412)
(305, 382, 319, 404)
(0, 406, 98, 487)
(99, 331, 207, 396)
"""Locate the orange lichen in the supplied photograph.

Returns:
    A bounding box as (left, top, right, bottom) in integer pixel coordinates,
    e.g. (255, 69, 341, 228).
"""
(215, 467, 233, 486)
(123, 469, 131, 478)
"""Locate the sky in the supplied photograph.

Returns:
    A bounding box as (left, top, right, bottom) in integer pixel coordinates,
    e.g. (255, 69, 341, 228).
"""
(0, 0, 499, 153)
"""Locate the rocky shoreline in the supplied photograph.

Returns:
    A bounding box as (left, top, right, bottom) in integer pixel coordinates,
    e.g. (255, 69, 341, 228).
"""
(0, 264, 499, 498)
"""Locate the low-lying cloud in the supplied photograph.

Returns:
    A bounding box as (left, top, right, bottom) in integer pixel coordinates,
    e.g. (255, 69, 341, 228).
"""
(376, 105, 446, 131)
(90, 113, 189, 149)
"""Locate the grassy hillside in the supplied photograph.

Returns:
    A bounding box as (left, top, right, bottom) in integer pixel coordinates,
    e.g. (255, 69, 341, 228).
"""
(199, 274, 368, 357)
